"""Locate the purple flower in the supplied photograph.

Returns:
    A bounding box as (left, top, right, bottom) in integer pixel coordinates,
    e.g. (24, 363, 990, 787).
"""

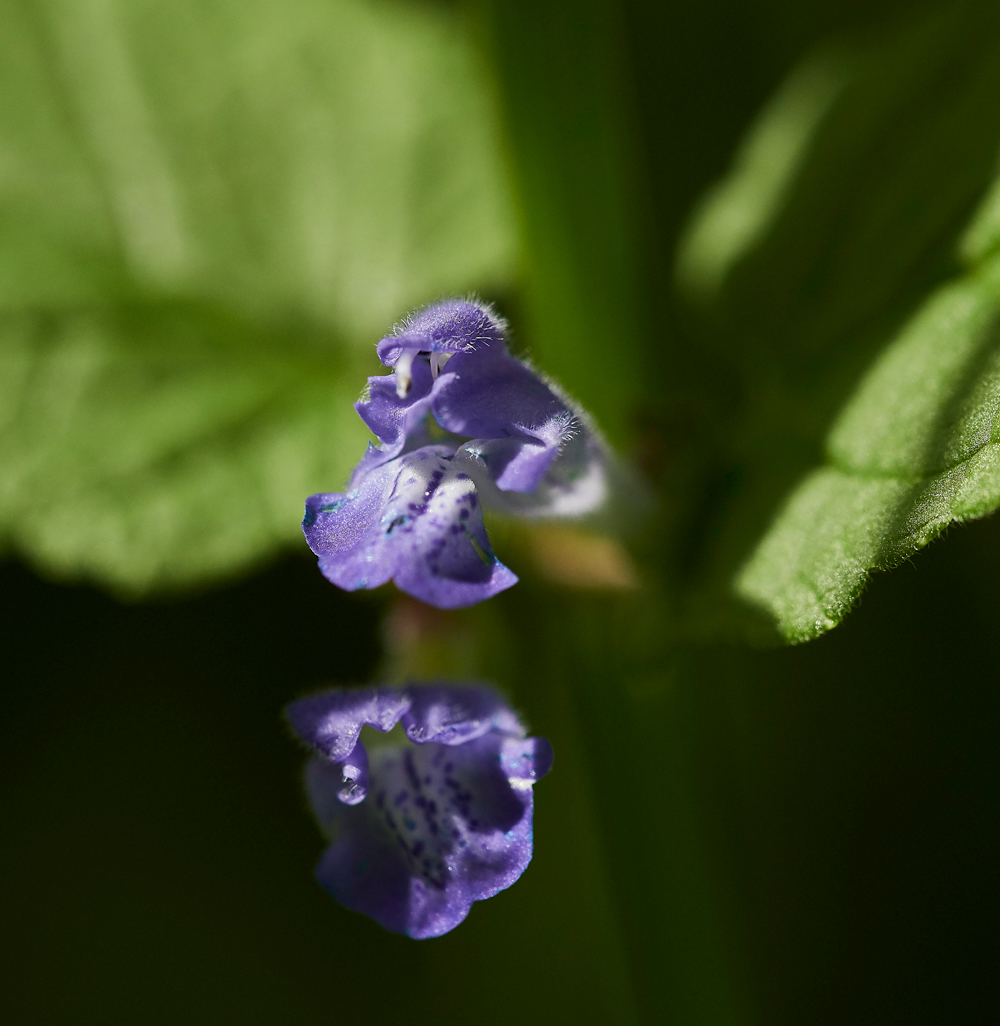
(286, 683, 553, 939)
(303, 299, 608, 608)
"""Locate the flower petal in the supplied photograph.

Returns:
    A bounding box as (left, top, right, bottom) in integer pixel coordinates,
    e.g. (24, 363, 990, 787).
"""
(402, 683, 524, 745)
(336, 741, 370, 806)
(455, 426, 610, 519)
(305, 731, 540, 938)
(285, 687, 412, 762)
(352, 361, 462, 477)
(501, 735, 554, 788)
(431, 350, 577, 492)
(376, 298, 506, 368)
(303, 446, 518, 609)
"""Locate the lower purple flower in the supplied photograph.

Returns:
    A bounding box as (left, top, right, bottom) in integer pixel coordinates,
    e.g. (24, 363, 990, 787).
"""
(286, 683, 553, 939)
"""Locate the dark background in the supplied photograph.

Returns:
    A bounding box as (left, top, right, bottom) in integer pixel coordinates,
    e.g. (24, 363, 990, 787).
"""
(3, 510, 997, 1024)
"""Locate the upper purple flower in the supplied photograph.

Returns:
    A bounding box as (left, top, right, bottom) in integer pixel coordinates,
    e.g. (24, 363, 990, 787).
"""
(286, 683, 553, 939)
(304, 299, 609, 608)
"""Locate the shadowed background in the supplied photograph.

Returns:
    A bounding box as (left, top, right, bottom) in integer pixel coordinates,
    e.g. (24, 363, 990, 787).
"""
(4, 501, 997, 1023)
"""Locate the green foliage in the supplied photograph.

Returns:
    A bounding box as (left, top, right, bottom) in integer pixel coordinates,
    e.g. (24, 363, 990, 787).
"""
(724, 9, 1000, 641)
(737, 232, 1000, 641)
(0, 0, 514, 593)
(5, 0, 1000, 641)
(675, 47, 850, 302)
(0, 303, 368, 591)
(5, 4, 998, 1025)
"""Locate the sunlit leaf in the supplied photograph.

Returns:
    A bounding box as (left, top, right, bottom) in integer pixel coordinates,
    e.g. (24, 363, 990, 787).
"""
(737, 195, 1000, 642)
(0, 0, 515, 592)
(675, 46, 850, 301)
(665, 5, 1000, 640)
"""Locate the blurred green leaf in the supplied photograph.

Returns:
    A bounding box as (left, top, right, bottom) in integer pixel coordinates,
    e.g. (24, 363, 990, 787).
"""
(959, 167, 1000, 265)
(675, 46, 850, 302)
(663, 4, 1000, 639)
(685, 4, 1000, 415)
(738, 240, 1000, 641)
(0, 303, 372, 592)
(0, 0, 515, 592)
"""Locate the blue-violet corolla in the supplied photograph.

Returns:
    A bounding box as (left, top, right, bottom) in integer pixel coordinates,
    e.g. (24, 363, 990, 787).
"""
(286, 682, 552, 938)
(303, 299, 607, 608)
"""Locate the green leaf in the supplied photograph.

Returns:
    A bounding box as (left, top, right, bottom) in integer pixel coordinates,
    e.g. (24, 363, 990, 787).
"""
(661, 4, 1000, 640)
(0, 0, 515, 592)
(737, 203, 1000, 642)
(705, 6, 1000, 379)
(675, 46, 851, 302)
(0, 303, 374, 593)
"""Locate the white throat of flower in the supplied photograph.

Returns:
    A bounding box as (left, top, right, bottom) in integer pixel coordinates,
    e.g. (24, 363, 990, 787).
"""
(395, 349, 453, 398)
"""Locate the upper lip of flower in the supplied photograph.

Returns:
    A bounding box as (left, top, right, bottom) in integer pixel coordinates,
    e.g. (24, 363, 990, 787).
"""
(376, 297, 506, 372)
(286, 683, 526, 759)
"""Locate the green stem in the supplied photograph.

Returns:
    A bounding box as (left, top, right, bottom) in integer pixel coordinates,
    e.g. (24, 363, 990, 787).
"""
(508, 589, 755, 1025)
